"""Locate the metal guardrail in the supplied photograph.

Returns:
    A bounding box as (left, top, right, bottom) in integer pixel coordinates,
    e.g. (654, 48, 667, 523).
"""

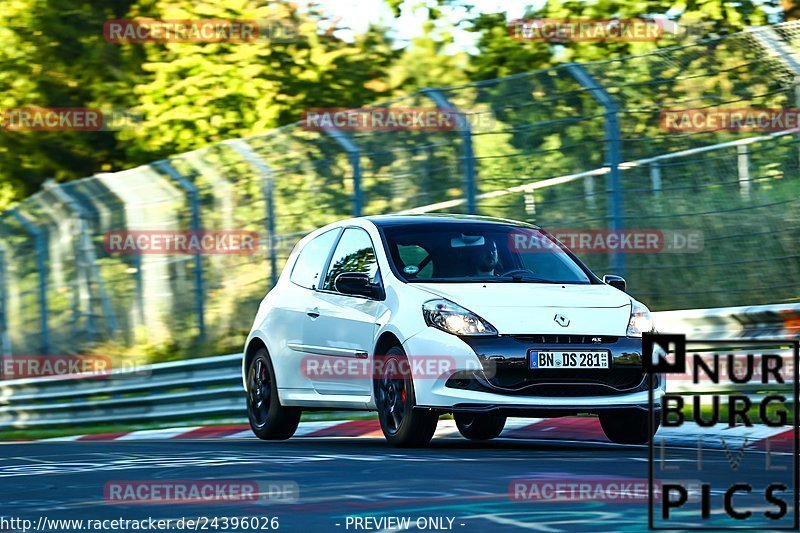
(0, 353, 243, 429)
(0, 304, 797, 430)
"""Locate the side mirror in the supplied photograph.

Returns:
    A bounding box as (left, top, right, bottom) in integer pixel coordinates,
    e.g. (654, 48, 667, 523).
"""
(334, 272, 382, 299)
(603, 274, 626, 292)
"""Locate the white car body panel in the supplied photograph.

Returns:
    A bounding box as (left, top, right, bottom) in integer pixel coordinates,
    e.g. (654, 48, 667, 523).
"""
(415, 282, 631, 336)
(243, 216, 665, 413)
(301, 289, 384, 394)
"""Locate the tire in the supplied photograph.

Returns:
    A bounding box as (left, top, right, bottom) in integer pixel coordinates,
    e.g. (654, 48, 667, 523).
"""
(599, 409, 660, 444)
(454, 412, 507, 440)
(246, 348, 301, 440)
(374, 346, 439, 447)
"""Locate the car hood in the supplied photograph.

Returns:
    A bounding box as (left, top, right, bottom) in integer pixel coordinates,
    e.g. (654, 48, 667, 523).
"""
(412, 282, 632, 336)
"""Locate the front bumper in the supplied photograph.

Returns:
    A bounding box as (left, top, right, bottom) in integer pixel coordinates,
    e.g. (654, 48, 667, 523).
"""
(401, 327, 664, 411)
(457, 335, 654, 396)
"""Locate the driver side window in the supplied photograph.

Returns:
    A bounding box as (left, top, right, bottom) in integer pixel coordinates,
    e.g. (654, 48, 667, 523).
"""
(322, 228, 379, 292)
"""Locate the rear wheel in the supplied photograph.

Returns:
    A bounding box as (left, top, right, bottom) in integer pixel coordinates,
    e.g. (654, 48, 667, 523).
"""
(247, 348, 301, 440)
(375, 346, 439, 447)
(454, 412, 507, 440)
(599, 410, 660, 444)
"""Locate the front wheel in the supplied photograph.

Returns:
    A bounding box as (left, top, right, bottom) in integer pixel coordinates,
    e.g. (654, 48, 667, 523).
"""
(375, 347, 439, 447)
(454, 412, 507, 440)
(247, 348, 301, 440)
(599, 410, 660, 444)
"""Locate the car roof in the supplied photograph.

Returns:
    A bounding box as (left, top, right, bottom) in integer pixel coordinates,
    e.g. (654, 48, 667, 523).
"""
(363, 213, 540, 229)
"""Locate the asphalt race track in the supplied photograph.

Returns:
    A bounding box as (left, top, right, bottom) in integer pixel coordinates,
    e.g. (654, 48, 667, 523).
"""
(0, 434, 794, 532)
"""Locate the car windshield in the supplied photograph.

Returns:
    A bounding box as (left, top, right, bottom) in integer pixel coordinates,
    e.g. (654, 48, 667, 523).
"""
(381, 221, 593, 284)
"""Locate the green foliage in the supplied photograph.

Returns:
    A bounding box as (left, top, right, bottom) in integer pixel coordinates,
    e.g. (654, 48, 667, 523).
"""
(0, 0, 144, 208)
(0, 0, 781, 209)
(465, 0, 778, 80)
(0, 0, 397, 209)
(127, 1, 397, 158)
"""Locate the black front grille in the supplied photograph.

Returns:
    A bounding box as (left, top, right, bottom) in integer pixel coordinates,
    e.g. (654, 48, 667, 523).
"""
(455, 335, 644, 397)
(509, 334, 618, 345)
(446, 371, 658, 397)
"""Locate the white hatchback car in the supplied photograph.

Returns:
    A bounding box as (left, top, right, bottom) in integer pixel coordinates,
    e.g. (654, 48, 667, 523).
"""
(243, 215, 664, 447)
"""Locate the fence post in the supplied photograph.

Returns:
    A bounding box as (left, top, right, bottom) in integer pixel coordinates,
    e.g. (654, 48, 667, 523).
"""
(227, 139, 279, 287)
(422, 88, 477, 215)
(9, 209, 49, 354)
(153, 160, 206, 341)
(565, 63, 625, 276)
(133, 252, 144, 329)
(42, 180, 118, 339)
(0, 243, 10, 360)
(650, 162, 662, 195)
(584, 176, 596, 208)
(322, 126, 362, 216)
(737, 144, 751, 199)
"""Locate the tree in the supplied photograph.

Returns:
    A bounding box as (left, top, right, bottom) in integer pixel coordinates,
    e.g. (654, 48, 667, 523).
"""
(125, 0, 397, 159)
(0, 0, 399, 209)
(0, 0, 145, 209)
(465, 0, 778, 80)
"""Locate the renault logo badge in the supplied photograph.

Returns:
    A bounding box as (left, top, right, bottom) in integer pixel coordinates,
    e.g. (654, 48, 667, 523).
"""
(554, 314, 570, 327)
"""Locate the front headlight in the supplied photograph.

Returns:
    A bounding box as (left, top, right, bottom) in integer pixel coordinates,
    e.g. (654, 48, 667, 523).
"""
(627, 300, 654, 337)
(422, 299, 498, 336)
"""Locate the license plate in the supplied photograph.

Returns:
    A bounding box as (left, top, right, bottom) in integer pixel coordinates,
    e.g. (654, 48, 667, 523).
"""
(528, 350, 610, 369)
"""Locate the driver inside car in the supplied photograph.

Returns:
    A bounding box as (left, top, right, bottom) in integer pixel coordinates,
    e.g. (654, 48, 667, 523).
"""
(464, 239, 500, 276)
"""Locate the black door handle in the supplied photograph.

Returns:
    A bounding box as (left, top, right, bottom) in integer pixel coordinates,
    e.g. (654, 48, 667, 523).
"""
(306, 307, 320, 318)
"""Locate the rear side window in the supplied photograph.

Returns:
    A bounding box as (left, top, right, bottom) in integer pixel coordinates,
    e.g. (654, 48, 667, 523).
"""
(322, 228, 379, 291)
(290, 229, 339, 289)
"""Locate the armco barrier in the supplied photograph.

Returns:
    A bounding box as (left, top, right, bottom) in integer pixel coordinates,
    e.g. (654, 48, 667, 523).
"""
(0, 304, 797, 430)
(655, 303, 800, 340)
(0, 353, 244, 429)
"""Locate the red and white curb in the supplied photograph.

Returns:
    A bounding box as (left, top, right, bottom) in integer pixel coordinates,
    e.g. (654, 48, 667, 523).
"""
(26, 418, 794, 450)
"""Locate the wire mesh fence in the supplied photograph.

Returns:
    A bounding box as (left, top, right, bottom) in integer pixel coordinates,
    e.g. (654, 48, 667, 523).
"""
(1, 22, 799, 360)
